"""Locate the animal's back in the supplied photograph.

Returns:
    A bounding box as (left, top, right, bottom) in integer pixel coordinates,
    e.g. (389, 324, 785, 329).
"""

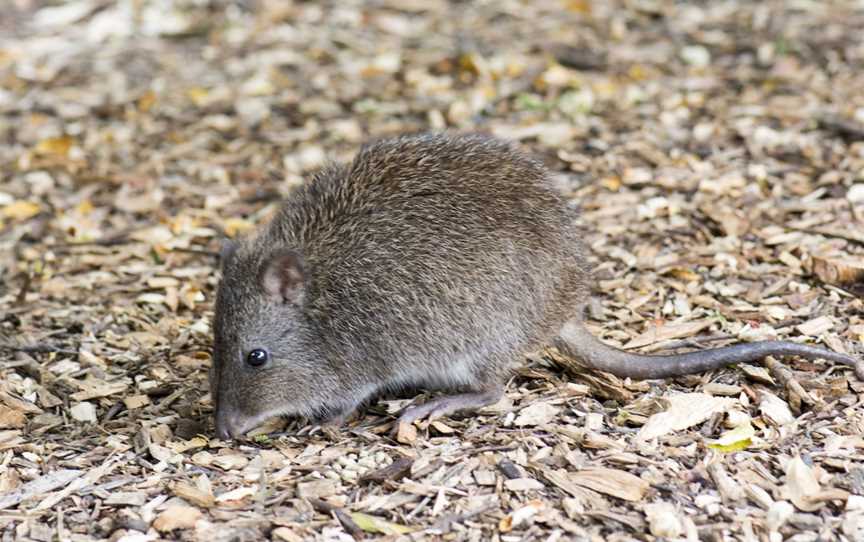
(263, 133, 589, 387)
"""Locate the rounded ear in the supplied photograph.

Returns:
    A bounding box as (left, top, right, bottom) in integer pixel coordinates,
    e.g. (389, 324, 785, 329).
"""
(220, 239, 238, 269)
(260, 248, 306, 305)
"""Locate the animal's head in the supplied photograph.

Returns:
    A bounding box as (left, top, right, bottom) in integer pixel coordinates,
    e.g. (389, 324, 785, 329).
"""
(210, 240, 336, 439)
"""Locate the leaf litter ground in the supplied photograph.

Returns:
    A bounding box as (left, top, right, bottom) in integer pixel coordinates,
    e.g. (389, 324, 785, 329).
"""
(1, 1, 864, 540)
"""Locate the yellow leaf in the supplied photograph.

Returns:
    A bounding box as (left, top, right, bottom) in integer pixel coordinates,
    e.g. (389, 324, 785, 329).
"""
(565, 0, 592, 14)
(349, 512, 413, 535)
(591, 79, 619, 99)
(628, 64, 651, 81)
(34, 135, 73, 157)
(187, 87, 210, 107)
(666, 267, 701, 282)
(75, 199, 94, 215)
(138, 90, 157, 112)
(707, 419, 755, 453)
(223, 217, 254, 238)
(599, 176, 621, 191)
(458, 53, 482, 76)
(708, 438, 751, 453)
(2, 201, 41, 220)
(169, 214, 198, 235)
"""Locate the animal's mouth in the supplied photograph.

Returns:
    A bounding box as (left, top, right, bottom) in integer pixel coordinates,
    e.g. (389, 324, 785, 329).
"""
(214, 409, 270, 440)
(214, 403, 306, 440)
(214, 400, 344, 440)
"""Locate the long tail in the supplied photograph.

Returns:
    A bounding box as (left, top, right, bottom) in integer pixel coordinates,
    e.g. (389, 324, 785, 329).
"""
(554, 319, 864, 380)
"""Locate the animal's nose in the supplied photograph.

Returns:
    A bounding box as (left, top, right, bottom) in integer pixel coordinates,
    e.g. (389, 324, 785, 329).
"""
(214, 411, 239, 440)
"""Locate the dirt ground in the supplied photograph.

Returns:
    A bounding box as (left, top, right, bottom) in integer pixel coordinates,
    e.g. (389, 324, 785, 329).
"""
(2, 1, 864, 540)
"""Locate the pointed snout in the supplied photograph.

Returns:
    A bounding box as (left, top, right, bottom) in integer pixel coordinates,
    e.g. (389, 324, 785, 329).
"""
(214, 409, 244, 440)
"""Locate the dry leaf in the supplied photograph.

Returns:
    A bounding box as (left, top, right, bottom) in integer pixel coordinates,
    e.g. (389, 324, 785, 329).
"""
(0, 392, 42, 414)
(123, 395, 150, 409)
(740, 364, 775, 385)
(211, 453, 249, 470)
(702, 383, 742, 396)
(707, 418, 755, 453)
(396, 420, 417, 444)
(187, 87, 211, 106)
(153, 505, 202, 532)
(810, 255, 864, 286)
(223, 217, 255, 238)
(149, 443, 175, 463)
(499, 500, 545, 532)
(0, 406, 26, 428)
(842, 514, 864, 540)
(644, 502, 683, 538)
(766, 500, 795, 532)
(429, 420, 455, 434)
(781, 456, 822, 512)
(569, 468, 648, 501)
(69, 402, 97, 423)
(796, 316, 834, 336)
(34, 135, 74, 157)
(215, 485, 257, 503)
(1, 201, 41, 221)
(272, 527, 304, 542)
(167, 436, 208, 454)
(114, 184, 164, 214)
(637, 393, 736, 441)
(297, 480, 339, 499)
(0, 469, 82, 510)
(36, 458, 117, 510)
(349, 512, 413, 535)
(759, 392, 795, 426)
(504, 478, 545, 492)
(71, 379, 128, 401)
(623, 320, 713, 349)
(513, 402, 560, 427)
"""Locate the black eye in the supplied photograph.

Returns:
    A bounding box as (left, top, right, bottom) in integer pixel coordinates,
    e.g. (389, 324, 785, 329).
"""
(246, 349, 269, 367)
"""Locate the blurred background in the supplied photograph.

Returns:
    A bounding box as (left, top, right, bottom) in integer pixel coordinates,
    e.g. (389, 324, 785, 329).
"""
(4, 0, 864, 322)
(3, 1, 864, 242)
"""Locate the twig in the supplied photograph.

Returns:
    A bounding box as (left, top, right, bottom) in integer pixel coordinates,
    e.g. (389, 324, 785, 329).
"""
(307, 498, 364, 538)
(169, 247, 220, 258)
(788, 225, 864, 246)
(0, 343, 78, 356)
(0, 359, 39, 370)
(817, 114, 864, 141)
(426, 503, 495, 535)
(15, 274, 31, 305)
(765, 356, 815, 407)
(469, 444, 517, 454)
(45, 229, 137, 251)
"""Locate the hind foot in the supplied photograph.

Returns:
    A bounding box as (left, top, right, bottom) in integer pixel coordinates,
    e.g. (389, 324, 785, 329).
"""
(392, 389, 503, 435)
